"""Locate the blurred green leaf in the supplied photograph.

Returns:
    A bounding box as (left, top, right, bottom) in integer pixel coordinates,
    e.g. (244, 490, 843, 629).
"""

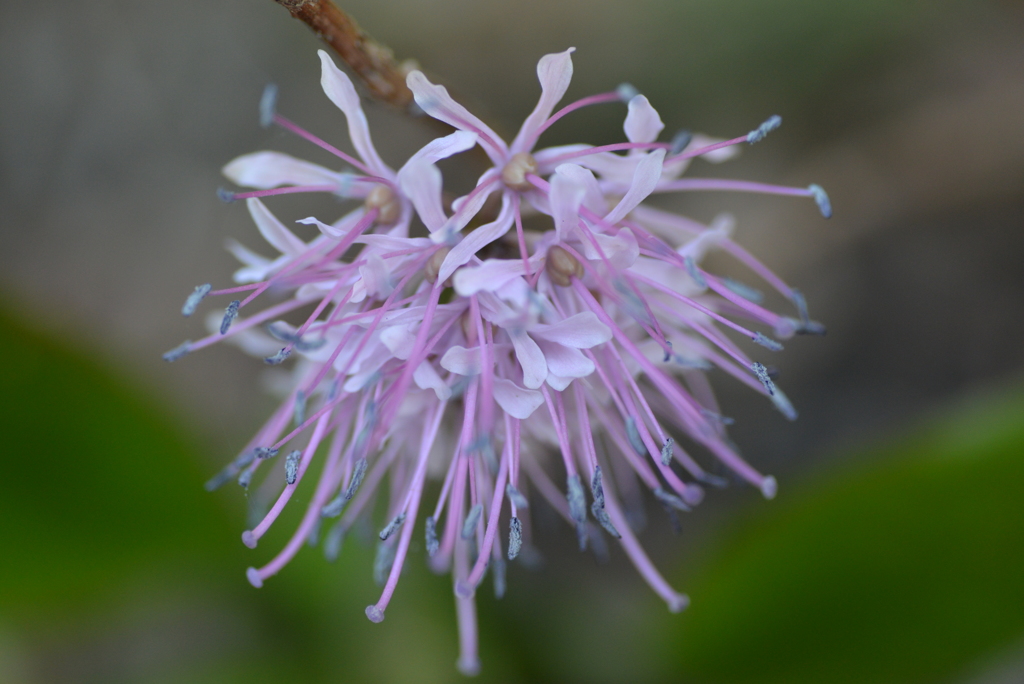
(669, 386, 1024, 683)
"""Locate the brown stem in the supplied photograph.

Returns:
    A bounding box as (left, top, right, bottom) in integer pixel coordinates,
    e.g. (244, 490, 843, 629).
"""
(274, 0, 413, 108)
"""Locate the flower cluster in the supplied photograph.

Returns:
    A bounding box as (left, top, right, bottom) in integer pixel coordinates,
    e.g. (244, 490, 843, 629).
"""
(165, 48, 828, 675)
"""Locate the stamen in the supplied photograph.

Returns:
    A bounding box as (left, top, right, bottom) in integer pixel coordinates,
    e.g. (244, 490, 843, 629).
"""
(616, 83, 640, 102)
(216, 188, 236, 203)
(181, 284, 211, 317)
(790, 288, 810, 326)
(654, 487, 691, 512)
(321, 457, 369, 517)
(753, 332, 784, 351)
(264, 348, 291, 365)
(373, 541, 396, 586)
(747, 115, 782, 144)
(255, 447, 279, 459)
(723, 278, 764, 303)
(492, 554, 507, 599)
(761, 475, 778, 500)
(669, 130, 693, 156)
(505, 483, 529, 510)
(259, 83, 278, 129)
(660, 437, 674, 467)
(808, 184, 832, 218)
(589, 467, 620, 538)
(501, 152, 539, 192)
(546, 245, 584, 287)
(379, 512, 407, 541)
(284, 450, 301, 485)
(625, 417, 647, 456)
(567, 474, 588, 551)
(294, 392, 306, 427)
(684, 256, 707, 289)
(162, 340, 192, 363)
(751, 362, 776, 396)
(507, 517, 523, 560)
(462, 504, 483, 539)
(220, 300, 240, 335)
(425, 516, 440, 556)
(770, 387, 798, 421)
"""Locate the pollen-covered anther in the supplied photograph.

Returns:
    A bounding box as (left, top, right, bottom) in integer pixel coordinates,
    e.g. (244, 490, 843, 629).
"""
(364, 184, 401, 224)
(500, 152, 539, 191)
(424, 246, 450, 284)
(546, 245, 584, 287)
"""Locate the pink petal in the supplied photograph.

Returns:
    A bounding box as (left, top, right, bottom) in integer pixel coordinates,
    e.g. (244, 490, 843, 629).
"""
(530, 312, 612, 348)
(437, 194, 514, 284)
(623, 95, 665, 144)
(318, 50, 391, 177)
(555, 163, 605, 212)
(492, 377, 544, 419)
(246, 198, 307, 256)
(510, 48, 575, 154)
(223, 151, 344, 189)
(509, 328, 547, 389)
(406, 70, 508, 165)
(580, 228, 640, 270)
(398, 159, 446, 232)
(296, 212, 363, 239)
(358, 253, 392, 299)
(549, 166, 586, 241)
(408, 130, 479, 166)
(604, 150, 665, 224)
(453, 259, 530, 297)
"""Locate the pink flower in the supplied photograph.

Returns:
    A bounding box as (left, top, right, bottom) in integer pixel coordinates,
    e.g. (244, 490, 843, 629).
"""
(165, 48, 829, 675)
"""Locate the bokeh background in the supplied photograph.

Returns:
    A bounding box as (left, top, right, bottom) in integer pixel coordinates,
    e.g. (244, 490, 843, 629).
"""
(2, 0, 1023, 682)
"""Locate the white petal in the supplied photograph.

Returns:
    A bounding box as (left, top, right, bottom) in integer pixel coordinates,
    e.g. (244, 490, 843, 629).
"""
(440, 345, 482, 376)
(433, 170, 500, 241)
(530, 312, 612, 348)
(407, 130, 479, 166)
(356, 234, 432, 251)
(604, 150, 665, 225)
(437, 194, 514, 284)
(223, 151, 343, 189)
(509, 328, 547, 389)
(379, 322, 417, 360)
(536, 339, 595, 379)
(359, 252, 392, 299)
(247, 198, 307, 256)
(623, 95, 665, 144)
(692, 134, 741, 163)
(554, 163, 605, 213)
(510, 48, 575, 153)
(318, 50, 390, 176)
(453, 259, 528, 296)
(545, 373, 573, 392)
(406, 70, 508, 164)
(549, 166, 586, 241)
(579, 228, 640, 270)
(398, 158, 446, 232)
(492, 377, 545, 419)
(296, 213, 354, 239)
(414, 361, 451, 401)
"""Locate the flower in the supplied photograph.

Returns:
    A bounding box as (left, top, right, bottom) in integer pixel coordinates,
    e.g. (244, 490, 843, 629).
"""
(165, 48, 829, 675)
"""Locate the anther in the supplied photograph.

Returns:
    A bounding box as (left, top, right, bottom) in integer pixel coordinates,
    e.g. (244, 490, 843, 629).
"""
(770, 387, 798, 421)
(365, 605, 385, 623)
(761, 475, 778, 500)
(424, 246, 450, 284)
(546, 245, 584, 287)
(616, 83, 640, 102)
(567, 474, 587, 526)
(753, 332, 784, 351)
(790, 288, 810, 326)
(379, 512, 407, 541)
(425, 516, 440, 556)
(724, 278, 764, 303)
(508, 517, 523, 560)
(654, 487, 691, 512)
(237, 466, 254, 489)
(344, 458, 368, 500)
(255, 447, 279, 460)
(217, 188, 236, 203)
(751, 362, 776, 396)
(259, 83, 278, 129)
(284, 450, 301, 485)
(492, 555, 507, 599)
(501, 152, 539, 192)
(220, 300, 240, 335)
(462, 504, 483, 539)
(505, 483, 529, 510)
(589, 467, 620, 538)
(684, 256, 707, 290)
(246, 567, 263, 588)
(660, 437, 675, 466)
(182, 284, 212, 317)
(294, 391, 306, 427)
(670, 130, 693, 156)
(373, 541, 395, 586)
(324, 522, 346, 561)
(364, 185, 400, 225)
(625, 416, 647, 456)
(808, 184, 832, 218)
(264, 348, 291, 365)
(747, 115, 782, 144)
(162, 340, 192, 363)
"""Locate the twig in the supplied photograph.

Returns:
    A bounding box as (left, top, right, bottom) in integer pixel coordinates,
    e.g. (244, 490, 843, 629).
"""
(274, 0, 413, 108)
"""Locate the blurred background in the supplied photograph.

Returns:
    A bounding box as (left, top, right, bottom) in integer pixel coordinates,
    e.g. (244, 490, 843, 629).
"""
(1, 0, 1023, 682)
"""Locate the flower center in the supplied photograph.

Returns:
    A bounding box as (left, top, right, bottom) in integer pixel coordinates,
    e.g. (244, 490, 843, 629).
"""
(364, 185, 401, 224)
(424, 246, 450, 284)
(500, 152, 539, 191)
(546, 245, 584, 286)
